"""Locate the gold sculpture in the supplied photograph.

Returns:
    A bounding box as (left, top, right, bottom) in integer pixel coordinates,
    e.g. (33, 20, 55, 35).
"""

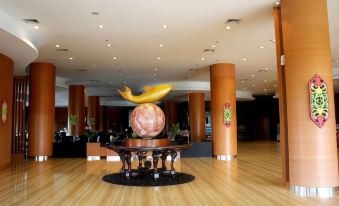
(118, 84, 173, 104)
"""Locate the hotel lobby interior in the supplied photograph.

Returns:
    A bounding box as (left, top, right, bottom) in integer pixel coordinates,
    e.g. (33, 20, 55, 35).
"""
(1, 0, 339, 205)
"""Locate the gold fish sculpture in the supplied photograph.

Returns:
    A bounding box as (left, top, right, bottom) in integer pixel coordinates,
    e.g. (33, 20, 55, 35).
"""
(117, 84, 173, 104)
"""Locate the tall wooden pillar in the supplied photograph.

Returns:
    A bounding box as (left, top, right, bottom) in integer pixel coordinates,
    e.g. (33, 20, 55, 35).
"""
(28, 62, 56, 161)
(0, 53, 13, 168)
(165, 101, 177, 132)
(87, 96, 100, 131)
(273, 6, 289, 185)
(98, 106, 107, 133)
(210, 63, 237, 160)
(68, 85, 85, 136)
(188, 93, 205, 142)
(281, 0, 339, 197)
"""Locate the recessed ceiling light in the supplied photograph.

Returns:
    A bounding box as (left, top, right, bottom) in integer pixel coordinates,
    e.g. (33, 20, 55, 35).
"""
(201, 57, 205, 61)
(153, 73, 157, 76)
(159, 44, 164, 47)
(274, 84, 277, 87)
(98, 24, 104, 29)
(260, 46, 264, 49)
(264, 88, 267, 91)
(106, 43, 112, 47)
(211, 45, 216, 48)
(252, 84, 256, 87)
(265, 67, 269, 71)
(162, 24, 168, 29)
(226, 26, 231, 30)
(242, 58, 247, 61)
(69, 57, 73, 60)
(251, 74, 255, 77)
(33, 25, 39, 30)
(113, 57, 117, 60)
(155, 67, 158, 71)
(156, 57, 161, 60)
(270, 39, 276, 43)
(275, 1, 280, 5)
(264, 80, 268, 83)
(55, 44, 60, 48)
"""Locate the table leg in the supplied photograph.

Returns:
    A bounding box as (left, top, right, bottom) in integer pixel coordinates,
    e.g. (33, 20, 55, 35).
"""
(125, 152, 132, 178)
(118, 151, 126, 174)
(137, 151, 146, 170)
(170, 150, 177, 176)
(152, 151, 161, 179)
(161, 151, 169, 170)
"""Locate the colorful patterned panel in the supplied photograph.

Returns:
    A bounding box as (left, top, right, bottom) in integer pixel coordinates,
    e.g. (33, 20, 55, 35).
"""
(309, 74, 329, 128)
(1, 98, 7, 125)
(223, 103, 232, 128)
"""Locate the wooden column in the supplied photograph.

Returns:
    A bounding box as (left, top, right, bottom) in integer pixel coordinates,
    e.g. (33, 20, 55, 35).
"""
(281, 0, 339, 192)
(28, 62, 56, 159)
(87, 96, 100, 131)
(273, 6, 289, 185)
(210, 63, 237, 160)
(0, 53, 13, 168)
(98, 106, 107, 133)
(165, 101, 177, 132)
(68, 85, 85, 136)
(188, 93, 205, 142)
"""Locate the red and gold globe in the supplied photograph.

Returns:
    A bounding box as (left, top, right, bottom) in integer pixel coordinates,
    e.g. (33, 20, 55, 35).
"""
(130, 103, 165, 139)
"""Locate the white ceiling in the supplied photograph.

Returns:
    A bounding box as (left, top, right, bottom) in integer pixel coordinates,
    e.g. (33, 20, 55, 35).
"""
(0, 0, 338, 106)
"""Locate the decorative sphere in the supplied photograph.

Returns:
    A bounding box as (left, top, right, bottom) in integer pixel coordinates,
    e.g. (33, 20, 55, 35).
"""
(130, 103, 165, 139)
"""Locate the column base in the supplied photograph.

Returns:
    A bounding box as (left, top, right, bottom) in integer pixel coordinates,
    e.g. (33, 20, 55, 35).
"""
(216, 155, 237, 161)
(290, 185, 337, 198)
(34, 156, 48, 162)
(87, 156, 100, 161)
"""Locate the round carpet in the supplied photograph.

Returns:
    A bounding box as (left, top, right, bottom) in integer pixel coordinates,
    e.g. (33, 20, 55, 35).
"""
(102, 171, 195, 187)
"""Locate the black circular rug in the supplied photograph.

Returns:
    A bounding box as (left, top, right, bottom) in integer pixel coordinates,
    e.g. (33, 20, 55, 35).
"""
(102, 171, 195, 187)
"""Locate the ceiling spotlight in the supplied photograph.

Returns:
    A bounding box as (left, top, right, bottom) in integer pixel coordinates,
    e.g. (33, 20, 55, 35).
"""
(69, 57, 73, 60)
(242, 58, 247, 61)
(260, 46, 264, 49)
(201, 57, 205, 61)
(159, 44, 164, 47)
(33, 25, 39, 30)
(98, 24, 104, 29)
(252, 84, 256, 87)
(264, 80, 268, 83)
(251, 74, 255, 77)
(162, 24, 168, 29)
(156, 57, 161, 60)
(106, 43, 112, 47)
(264, 88, 267, 91)
(55, 44, 60, 48)
(211, 45, 216, 48)
(113, 57, 117, 60)
(265, 67, 269, 71)
(270, 39, 276, 43)
(155, 67, 158, 71)
(275, 1, 280, 5)
(226, 26, 231, 30)
(153, 73, 157, 76)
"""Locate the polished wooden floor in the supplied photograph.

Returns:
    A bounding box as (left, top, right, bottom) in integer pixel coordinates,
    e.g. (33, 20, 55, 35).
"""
(0, 141, 338, 206)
